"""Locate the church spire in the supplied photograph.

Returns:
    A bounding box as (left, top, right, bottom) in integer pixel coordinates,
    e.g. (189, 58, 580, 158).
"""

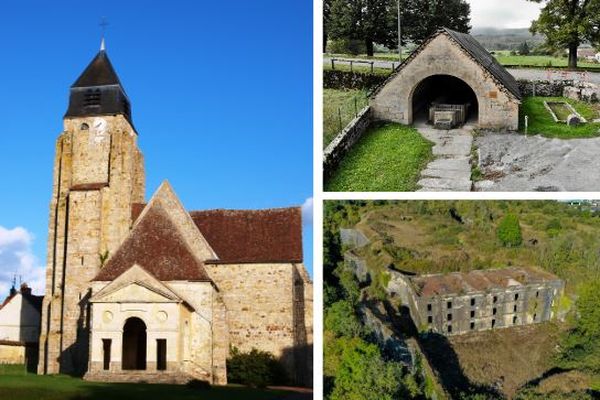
(64, 44, 133, 125)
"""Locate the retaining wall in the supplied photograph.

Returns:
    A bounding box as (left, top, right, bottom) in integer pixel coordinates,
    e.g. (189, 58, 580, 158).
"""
(323, 106, 372, 181)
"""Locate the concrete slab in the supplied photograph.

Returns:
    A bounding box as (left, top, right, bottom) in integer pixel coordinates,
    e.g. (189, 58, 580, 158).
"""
(474, 132, 600, 191)
(416, 126, 473, 192)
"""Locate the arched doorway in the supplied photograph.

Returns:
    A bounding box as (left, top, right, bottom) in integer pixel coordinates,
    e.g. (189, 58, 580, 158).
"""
(411, 75, 479, 127)
(122, 317, 147, 370)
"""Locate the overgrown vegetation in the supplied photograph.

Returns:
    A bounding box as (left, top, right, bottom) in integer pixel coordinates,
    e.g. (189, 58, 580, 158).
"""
(324, 200, 600, 399)
(520, 97, 600, 138)
(226, 347, 287, 388)
(323, 201, 431, 399)
(323, 89, 369, 148)
(325, 123, 433, 191)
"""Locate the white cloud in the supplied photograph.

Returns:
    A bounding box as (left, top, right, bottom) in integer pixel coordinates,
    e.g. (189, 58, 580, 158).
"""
(302, 197, 313, 226)
(0, 226, 45, 297)
(469, 0, 543, 29)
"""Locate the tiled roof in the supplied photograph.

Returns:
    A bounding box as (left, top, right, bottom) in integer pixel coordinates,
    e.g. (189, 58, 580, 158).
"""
(442, 28, 521, 100)
(411, 267, 560, 297)
(190, 207, 303, 264)
(94, 204, 211, 281)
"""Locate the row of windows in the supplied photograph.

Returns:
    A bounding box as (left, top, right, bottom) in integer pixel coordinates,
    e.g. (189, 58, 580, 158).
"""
(427, 291, 540, 312)
(441, 313, 544, 333)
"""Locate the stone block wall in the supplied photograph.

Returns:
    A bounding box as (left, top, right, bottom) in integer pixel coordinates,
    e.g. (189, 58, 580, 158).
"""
(205, 262, 313, 386)
(323, 106, 371, 181)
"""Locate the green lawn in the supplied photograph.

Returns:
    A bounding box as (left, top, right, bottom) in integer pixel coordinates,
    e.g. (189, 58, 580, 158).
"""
(494, 53, 600, 69)
(323, 89, 368, 148)
(0, 365, 286, 400)
(520, 96, 600, 138)
(325, 122, 433, 192)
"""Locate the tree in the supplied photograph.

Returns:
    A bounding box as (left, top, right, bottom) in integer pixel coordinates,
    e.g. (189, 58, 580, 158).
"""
(324, 0, 332, 51)
(497, 213, 523, 247)
(399, 0, 471, 45)
(328, 0, 397, 56)
(518, 41, 530, 55)
(528, 0, 600, 68)
(325, 300, 365, 338)
(327, 337, 415, 400)
(556, 279, 600, 372)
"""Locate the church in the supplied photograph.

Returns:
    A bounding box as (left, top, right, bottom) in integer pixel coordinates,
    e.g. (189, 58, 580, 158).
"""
(36, 41, 313, 386)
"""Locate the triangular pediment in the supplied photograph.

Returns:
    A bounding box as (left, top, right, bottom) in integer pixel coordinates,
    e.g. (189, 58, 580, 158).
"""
(91, 265, 183, 304)
(134, 180, 218, 262)
(94, 197, 213, 282)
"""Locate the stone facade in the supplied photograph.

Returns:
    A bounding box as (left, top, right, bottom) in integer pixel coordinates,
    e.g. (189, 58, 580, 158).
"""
(388, 268, 564, 336)
(371, 29, 521, 130)
(38, 114, 145, 376)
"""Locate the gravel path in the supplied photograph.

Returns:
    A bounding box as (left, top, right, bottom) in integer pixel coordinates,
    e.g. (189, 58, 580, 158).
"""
(416, 122, 473, 191)
(474, 132, 600, 191)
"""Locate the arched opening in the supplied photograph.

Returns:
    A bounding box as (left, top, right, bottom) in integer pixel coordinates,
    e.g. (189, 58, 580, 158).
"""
(411, 75, 479, 128)
(122, 317, 147, 370)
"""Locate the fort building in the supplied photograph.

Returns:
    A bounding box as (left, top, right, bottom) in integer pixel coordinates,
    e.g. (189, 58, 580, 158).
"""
(388, 267, 564, 336)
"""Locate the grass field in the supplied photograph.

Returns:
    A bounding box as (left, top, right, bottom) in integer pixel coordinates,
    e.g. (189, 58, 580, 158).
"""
(492, 50, 600, 69)
(325, 122, 433, 192)
(323, 88, 368, 148)
(0, 365, 286, 400)
(520, 96, 600, 138)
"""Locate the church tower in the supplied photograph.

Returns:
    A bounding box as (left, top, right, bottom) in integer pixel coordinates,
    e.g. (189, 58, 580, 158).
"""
(38, 42, 145, 375)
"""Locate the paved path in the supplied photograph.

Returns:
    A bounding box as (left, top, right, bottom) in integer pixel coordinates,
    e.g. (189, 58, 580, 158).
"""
(415, 123, 473, 191)
(474, 132, 600, 191)
(324, 57, 600, 84)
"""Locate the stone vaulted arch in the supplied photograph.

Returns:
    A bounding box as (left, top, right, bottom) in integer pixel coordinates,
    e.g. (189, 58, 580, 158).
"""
(371, 28, 521, 131)
(122, 317, 147, 370)
(409, 74, 481, 126)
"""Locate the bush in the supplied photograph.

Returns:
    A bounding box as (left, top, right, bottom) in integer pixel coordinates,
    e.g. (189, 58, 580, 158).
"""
(226, 347, 287, 388)
(328, 39, 367, 55)
(497, 213, 523, 247)
(186, 379, 211, 390)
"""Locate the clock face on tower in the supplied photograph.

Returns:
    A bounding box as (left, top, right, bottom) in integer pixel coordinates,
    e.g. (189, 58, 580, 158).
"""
(91, 117, 108, 144)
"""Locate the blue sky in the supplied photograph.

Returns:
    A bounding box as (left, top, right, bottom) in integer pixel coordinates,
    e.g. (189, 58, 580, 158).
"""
(0, 0, 313, 295)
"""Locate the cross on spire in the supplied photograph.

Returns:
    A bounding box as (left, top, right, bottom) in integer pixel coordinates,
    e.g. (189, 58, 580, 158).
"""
(99, 17, 109, 51)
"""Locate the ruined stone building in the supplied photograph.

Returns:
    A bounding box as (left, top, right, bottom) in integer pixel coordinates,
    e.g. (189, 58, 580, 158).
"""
(371, 28, 521, 130)
(37, 44, 313, 385)
(388, 267, 564, 336)
(0, 284, 42, 369)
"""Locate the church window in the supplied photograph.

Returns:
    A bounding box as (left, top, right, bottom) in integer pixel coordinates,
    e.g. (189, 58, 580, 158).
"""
(80, 123, 89, 130)
(84, 89, 101, 107)
(157, 339, 167, 371)
(102, 339, 111, 370)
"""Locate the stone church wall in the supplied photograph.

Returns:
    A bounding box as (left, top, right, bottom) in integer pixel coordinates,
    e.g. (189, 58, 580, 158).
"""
(206, 262, 312, 385)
